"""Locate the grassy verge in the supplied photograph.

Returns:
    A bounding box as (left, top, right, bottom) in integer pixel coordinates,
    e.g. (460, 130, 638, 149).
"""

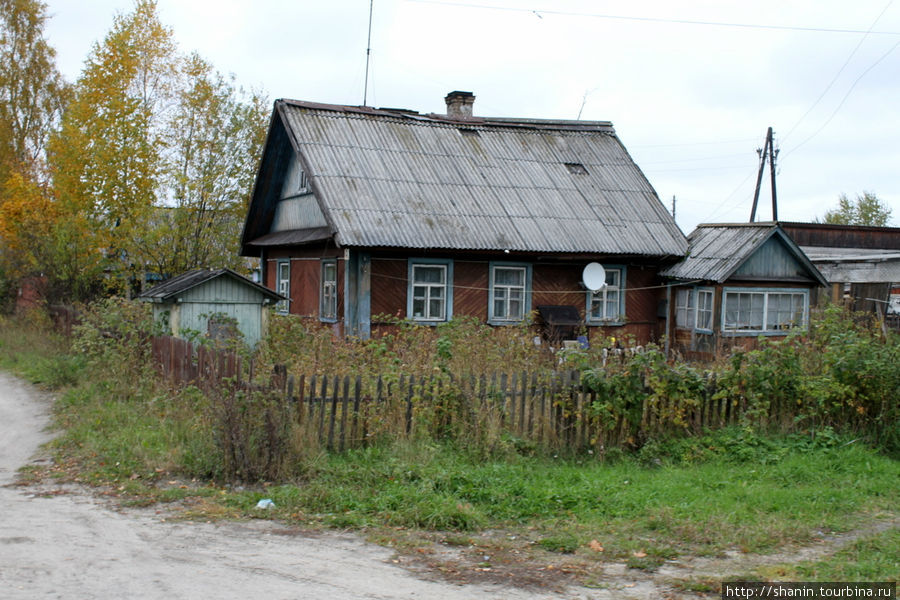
(757, 528, 900, 581)
(1, 314, 898, 585)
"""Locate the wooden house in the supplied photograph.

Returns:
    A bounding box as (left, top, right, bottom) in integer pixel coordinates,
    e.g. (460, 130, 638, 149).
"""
(660, 223, 827, 358)
(138, 269, 283, 347)
(781, 221, 900, 317)
(240, 92, 687, 343)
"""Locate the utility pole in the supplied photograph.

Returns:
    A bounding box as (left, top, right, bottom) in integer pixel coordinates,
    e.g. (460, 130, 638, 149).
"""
(671, 195, 676, 219)
(750, 127, 779, 222)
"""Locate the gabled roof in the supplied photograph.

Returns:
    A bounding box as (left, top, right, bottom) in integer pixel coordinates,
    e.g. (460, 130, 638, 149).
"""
(241, 99, 688, 257)
(660, 222, 827, 286)
(138, 268, 283, 303)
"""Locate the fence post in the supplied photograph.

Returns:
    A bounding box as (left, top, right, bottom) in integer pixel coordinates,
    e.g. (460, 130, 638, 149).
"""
(318, 376, 328, 444)
(327, 375, 339, 449)
(340, 376, 350, 451)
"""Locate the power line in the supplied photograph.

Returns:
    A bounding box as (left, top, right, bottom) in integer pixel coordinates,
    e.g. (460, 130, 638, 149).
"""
(406, 0, 900, 36)
(782, 36, 900, 160)
(629, 137, 758, 149)
(782, 1, 894, 144)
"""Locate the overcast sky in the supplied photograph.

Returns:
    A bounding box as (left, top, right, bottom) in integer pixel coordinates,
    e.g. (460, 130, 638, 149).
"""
(43, 0, 900, 233)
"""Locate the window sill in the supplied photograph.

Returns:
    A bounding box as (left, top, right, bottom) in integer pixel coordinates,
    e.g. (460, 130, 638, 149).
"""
(722, 328, 805, 337)
(409, 318, 448, 326)
(586, 320, 625, 327)
(488, 319, 525, 327)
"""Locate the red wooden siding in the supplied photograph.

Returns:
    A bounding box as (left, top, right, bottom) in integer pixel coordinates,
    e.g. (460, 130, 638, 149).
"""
(371, 258, 406, 319)
(453, 260, 489, 321)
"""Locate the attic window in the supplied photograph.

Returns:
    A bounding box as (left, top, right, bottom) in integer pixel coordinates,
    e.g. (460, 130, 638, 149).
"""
(565, 162, 588, 175)
(458, 128, 480, 138)
(297, 169, 310, 193)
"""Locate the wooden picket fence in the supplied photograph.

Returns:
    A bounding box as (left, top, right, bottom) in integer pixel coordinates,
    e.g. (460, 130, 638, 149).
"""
(150, 335, 749, 453)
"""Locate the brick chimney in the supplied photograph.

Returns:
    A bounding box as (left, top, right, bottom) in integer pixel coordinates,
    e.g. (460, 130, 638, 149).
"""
(445, 91, 475, 120)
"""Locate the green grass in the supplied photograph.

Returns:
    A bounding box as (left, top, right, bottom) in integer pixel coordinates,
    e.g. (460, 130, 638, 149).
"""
(237, 439, 898, 562)
(0, 317, 79, 387)
(758, 527, 900, 581)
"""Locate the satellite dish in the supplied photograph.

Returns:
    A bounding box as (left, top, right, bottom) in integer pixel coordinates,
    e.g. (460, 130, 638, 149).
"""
(582, 263, 607, 292)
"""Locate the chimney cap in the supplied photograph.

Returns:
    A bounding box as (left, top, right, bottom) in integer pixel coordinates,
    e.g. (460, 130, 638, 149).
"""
(445, 90, 475, 100)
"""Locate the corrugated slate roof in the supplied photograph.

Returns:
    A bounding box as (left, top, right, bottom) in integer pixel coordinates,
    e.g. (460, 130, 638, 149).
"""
(660, 223, 806, 282)
(262, 99, 686, 257)
(138, 268, 283, 302)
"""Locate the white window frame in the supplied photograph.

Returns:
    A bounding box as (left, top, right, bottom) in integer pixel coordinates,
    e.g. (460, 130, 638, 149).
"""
(675, 288, 695, 329)
(488, 262, 532, 325)
(585, 265, 626, 325)
(407, 259, 453, 324)
(674, 286, 715, 332)
(722, 287, 809, 335)
(696, 288, 714, 332)
(275, 260, 290, 313)
(319, 259, 338, 322)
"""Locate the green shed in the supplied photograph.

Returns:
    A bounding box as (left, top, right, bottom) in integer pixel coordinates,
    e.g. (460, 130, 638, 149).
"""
(139, 269, 283, 347)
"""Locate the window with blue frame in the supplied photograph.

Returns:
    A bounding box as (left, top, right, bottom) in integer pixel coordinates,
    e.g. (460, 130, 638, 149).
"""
(275, 260, 290, 313)
(489, 262, 531, 324)
(407, 259, 453, 323)
(586, 266, 625, 324)
(319, 259, 337, 321)
(722, 288, 808, 334)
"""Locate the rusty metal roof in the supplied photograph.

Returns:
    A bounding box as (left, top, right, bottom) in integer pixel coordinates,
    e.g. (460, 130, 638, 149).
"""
(660, 222, 826, 285)
(245, 99, 687, 257)
(138, 268, 283, 303)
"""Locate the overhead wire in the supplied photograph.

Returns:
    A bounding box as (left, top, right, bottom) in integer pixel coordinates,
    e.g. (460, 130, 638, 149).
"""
(371, 271, 704, 294)
(406, 0, 900, 36)
(781, 1, 894, 145)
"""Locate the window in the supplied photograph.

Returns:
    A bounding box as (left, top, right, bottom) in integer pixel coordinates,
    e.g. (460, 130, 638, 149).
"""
(275, 260, 290, 313)
(696, 289, 714, 330)
(586, 266, 625, 324)
(489, 262, 531, 324)
(407, 259, 453, 323)
(675, 287, 714, 331)
(722, 288, 808, 334)
(675, 288, 695, 328)
(320, 259, 337, 321)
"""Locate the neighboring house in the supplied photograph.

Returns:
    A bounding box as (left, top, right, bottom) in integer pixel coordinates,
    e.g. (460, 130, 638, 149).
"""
(240, 92, 687, 343)
(138, 269, 283, 347)
(660, 223, 827, 358)
(780, 222, 900, 316)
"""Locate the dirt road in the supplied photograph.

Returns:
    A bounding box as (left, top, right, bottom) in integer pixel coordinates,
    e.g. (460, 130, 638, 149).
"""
(0, 373, 600, 600)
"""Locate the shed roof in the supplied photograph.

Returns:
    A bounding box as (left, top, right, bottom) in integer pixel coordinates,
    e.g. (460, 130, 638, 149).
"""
(660, 222, 827, 285)
(801, 246, 900, 283)
(241, 99, 688, 257)
(138, 268, 283, 303)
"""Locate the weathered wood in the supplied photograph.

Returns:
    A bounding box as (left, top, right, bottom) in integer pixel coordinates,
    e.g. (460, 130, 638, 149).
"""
(328, 376, 339, 449)
(296, 374, 306, 425)
(318, 376, 328, 443)
(340, 376, 350, 451)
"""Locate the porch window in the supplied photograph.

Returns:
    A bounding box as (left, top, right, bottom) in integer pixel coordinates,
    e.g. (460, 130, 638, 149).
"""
(320, 259, 337, 321)
(675, 287, 714, 331)
(489, 262, 531, 324)
(696, 288, 714, 330)
(276, 260, 290, 313)
(586, 266, 625, 324)
(675, 288, 695, 328)
(407, 259, 453, 323)
(722, 288, 807, 334)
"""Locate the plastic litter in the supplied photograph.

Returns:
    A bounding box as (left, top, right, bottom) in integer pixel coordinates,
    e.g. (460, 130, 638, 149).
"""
(255, 498, 275, 509)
